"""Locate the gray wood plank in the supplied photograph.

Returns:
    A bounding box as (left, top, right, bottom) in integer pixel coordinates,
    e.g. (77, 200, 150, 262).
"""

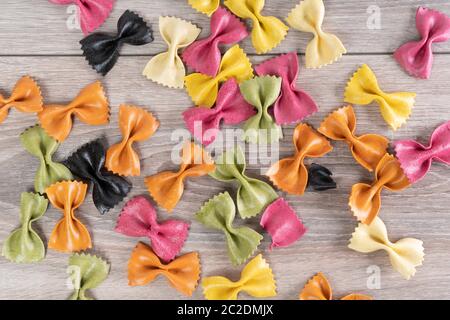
(0, 54, 449, 299)
(0, 0, 449, 56)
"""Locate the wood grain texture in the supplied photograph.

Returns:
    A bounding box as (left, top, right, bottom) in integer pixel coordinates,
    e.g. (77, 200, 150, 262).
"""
(0, 0, 449, 300)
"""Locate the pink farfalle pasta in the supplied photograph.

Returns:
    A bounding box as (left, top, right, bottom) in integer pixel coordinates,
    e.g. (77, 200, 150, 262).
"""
(260, 198, 306, 250)
(115, 196, 190, 262)
(49, 0, 115, 35)
(255, 52, 318, 124)
(183, 79, 256, 146)
(183, 7, 249, 76)
(394, 120, 450, 184)
(394, 7, 450, 79)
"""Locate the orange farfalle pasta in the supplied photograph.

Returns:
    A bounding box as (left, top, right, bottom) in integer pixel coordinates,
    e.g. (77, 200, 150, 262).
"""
(349, 154, 410, 225)
(0, 76, 43, 124)
(318, 105, 389, 172)
(46, 181, 92, 253)
(128, 242, 200, 296)
(38, 81, 109, 142)
(145, 142, 215, 212)
(105, 105, 159, 177)
(300, 272, 372, 300)
(266, 123, 332, 195)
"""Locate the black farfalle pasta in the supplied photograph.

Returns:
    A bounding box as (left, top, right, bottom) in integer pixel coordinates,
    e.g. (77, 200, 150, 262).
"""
(64, 139, 132, 215)
(307, 163, 337, 191)
(80, 10, 154, 76)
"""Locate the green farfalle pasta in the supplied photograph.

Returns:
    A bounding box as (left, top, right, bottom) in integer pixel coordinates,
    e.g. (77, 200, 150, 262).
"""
(2, 192, 48, 263)
(68, 253, 110, 300)
(209, 146, 278, 218)
(196, 192, 263, 265)
(241, 76, 283, 144)
(20, 125, 73, 193)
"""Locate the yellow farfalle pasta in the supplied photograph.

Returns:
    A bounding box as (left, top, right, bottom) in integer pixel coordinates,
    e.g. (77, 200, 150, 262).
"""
(143, 17, 201, 88)
(348, 217, 424, 280)
(224, 0, 288, 54)
(188, 0, 220, 16)
(184, 45, 253, 107)
(286, 0, 346, 68)
(345, 64, 416, 130)
(202, 254, 276, 300)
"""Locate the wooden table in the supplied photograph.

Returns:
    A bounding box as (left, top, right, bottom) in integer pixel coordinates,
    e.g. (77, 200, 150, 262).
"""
(0, 0, 449, 300)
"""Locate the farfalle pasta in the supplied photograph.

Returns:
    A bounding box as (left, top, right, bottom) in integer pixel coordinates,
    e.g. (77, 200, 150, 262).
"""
(80, 10, 154, 75)
(38, 81, 109, 142)
(240, 76, 283, 144)
(286, 0, 346, 68)
(185, 44, 254, 107)
(183, 7, 248, 76)
(64, 140, 132, 215)
(143, 17, 200, 88)
(344, 64, 416, 130)
(266, 123, 333, 195)
(307, 163, 337, 191)
(46, 181, 92, 253)
(188, 0, 219, 16)
(299, 272, 372, 300)
(349, 154, 410, 225)
(224, 0, 288, 54)
(260, 198, 306, 250)
(349, 216, 424, 280)
(128, 242, 200, 296)
(21, 125, 73, 194)
(394, 7, 450, 79)
(49, 0, 115, 35)
(196, 192, 263, 265)
(145, 142, 215, 212)
(394, 121, 450, 184)
(255, 52, 318, 125)
(106, 105, 159, 177)
(2, 193, 48, 263)
(116, 196, 190, 262)
(210, 146, 278, 218)
(183, 79, 255, 146)
(202, 254, 276, 300)
(0, 76, 43, 124)
(318, 105, 389, 172)
(68, 253, 110, 300)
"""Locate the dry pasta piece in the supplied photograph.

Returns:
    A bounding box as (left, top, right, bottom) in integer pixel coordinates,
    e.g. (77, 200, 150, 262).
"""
(344, 64, 416, 130)
(0, 76, 43, 124)
(349, 154, 410, 225)
(143, 17, 201, 88)
(145, 142, 215, 212)
(185, 45, 253, 107)
(349, 217, 424, 280)
(286, 0, 346, 68)
(105, 105, 159, 177)
(266, 123, 332, 195)
(394, 7, 450, 79)
(299, 272, 372, 300)
(128, 242, 200, 296)
(394, 120, 450, 184)
(318, 105, 389, 172)
(46, 181, 92, 253)
(202, 254, 276, 300)
(38, 81, 109, 142)
(188, 0, 220, 16)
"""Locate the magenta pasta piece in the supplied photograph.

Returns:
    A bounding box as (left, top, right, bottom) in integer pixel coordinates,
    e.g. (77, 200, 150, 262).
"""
(49, 0, 115, 35)
(394, 7, 450, 79)
(182, 78, 256, 146)
(260, 198, 307, 250)
(394, 120, 450, 183)
(255, 52, 318, 125)
(182, 7, 248, 76)
(115, 196, 190, 261)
